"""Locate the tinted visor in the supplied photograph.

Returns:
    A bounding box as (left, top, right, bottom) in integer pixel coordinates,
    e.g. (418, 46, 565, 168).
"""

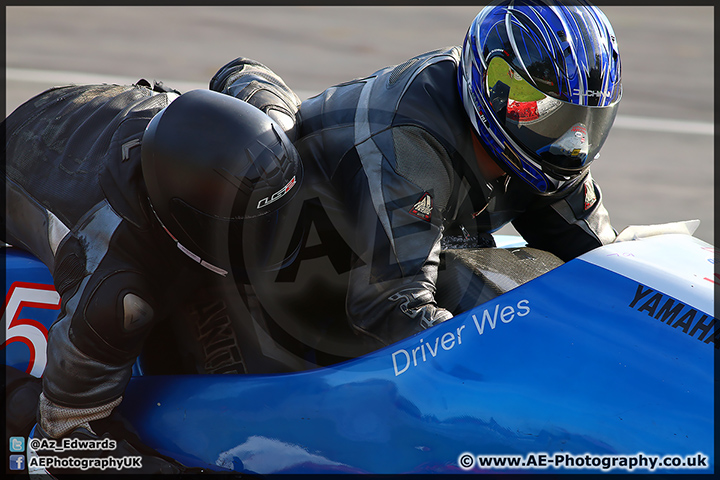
(485, 57, 620, 179)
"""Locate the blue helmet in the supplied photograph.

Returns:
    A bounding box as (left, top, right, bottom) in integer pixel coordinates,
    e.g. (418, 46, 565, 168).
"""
(458, 0, 622, 194)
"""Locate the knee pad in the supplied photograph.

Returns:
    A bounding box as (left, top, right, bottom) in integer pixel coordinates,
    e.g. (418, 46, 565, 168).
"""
(71, 269, 158, 364)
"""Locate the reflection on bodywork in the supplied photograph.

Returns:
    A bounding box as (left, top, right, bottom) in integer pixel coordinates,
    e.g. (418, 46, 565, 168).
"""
(216, 435, 350, 474)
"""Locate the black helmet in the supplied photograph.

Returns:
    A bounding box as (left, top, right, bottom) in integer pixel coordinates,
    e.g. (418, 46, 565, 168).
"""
(141, 89, 302, 278)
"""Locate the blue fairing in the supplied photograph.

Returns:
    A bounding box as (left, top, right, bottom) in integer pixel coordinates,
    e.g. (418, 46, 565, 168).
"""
(119, 236, 714, 474)
(4, 235, 714, 474)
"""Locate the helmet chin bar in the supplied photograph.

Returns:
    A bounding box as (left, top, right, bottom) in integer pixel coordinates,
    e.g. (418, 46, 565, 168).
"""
(147, 197, 229, 277)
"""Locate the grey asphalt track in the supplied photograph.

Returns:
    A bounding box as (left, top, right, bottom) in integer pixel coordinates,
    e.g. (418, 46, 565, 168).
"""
(5, 6, 714, 244)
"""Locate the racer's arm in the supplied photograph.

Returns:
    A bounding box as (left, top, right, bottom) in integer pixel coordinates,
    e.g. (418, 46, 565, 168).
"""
(209, 57, 301, 140)
(343, 128, 455, 345)
(512, 172, 616, 261)
(35, 257, 193, 475)
(34, 254, 194, 473)
(40, 240, 164, 437)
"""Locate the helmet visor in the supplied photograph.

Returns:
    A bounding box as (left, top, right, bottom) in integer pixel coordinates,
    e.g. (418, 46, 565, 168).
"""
(484, 57, 620, 180)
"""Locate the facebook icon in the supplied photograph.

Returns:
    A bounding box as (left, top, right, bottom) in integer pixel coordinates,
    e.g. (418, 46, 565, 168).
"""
(9, 455, 26, 471)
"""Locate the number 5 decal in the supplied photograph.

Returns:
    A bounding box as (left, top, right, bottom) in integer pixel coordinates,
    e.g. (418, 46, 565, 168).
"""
(2, 282, 61, 377)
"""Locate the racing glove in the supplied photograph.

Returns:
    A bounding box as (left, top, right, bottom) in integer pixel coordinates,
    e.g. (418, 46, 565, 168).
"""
(209, 57, 301, 141)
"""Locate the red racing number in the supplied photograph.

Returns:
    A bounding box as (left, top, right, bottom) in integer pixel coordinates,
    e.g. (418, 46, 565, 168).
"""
(2, 282, 61, 377)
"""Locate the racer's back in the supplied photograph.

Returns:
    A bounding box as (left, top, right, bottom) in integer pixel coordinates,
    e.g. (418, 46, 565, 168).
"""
(271, 46, 614, 351)
(236, 48, 493, 358)
(4, 83, 176, 269)
(3, 81, 322, 384)
(294, 47, 540, 254)
(2, 83, 215, 408)
(296, 47, 486, 229)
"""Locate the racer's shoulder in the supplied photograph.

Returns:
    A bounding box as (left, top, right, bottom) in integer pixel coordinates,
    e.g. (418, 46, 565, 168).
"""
(377, 45, 461, 88)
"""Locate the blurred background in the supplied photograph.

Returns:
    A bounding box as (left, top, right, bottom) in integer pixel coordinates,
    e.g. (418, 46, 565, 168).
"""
(6, 6, 714, 244)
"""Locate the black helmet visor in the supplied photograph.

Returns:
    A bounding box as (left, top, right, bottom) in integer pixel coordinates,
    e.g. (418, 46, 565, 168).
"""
(484, 57, 620, 179)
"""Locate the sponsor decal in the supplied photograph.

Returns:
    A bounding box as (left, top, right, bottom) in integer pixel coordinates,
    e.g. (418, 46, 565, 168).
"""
(629, 283, 717, 348)
(257, 175, 296, 210)
(409, 193, 433, 222)
(191, 299, 247, 374)
(486, 48, 507, 59)
(572, 88, 613, 100)
(572, 124, 587, 140)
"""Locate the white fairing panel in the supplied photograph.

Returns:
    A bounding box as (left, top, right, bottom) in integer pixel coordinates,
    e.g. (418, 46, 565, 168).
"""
(579, 234, 715, 316)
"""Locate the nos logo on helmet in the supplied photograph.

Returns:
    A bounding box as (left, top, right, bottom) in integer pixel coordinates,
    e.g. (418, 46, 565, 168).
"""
(257, 176, 297, 210)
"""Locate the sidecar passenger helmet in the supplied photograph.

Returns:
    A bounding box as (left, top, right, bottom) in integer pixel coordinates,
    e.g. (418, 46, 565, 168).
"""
(141, 89, 303, 279)
(458, 0, 622, 194)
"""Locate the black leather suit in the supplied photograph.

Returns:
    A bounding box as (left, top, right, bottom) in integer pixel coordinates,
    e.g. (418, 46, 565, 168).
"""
(3, 49, 615, 428)
(212, 47, 616, 358)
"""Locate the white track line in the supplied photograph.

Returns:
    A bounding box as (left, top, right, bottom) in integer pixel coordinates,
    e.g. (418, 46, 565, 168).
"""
(6, 67, 714, 136)
(612, 115, 713, 136)
(6, 67, 209, 98)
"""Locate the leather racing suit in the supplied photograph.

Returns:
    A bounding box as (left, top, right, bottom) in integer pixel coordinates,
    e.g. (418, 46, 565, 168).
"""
(211, 47, 617, 359)
(3, 48, 615, 438)
(3, 67, 301, 438)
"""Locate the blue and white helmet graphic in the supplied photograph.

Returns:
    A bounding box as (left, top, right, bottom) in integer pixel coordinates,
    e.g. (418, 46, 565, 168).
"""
(458, 0, 622, 194)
